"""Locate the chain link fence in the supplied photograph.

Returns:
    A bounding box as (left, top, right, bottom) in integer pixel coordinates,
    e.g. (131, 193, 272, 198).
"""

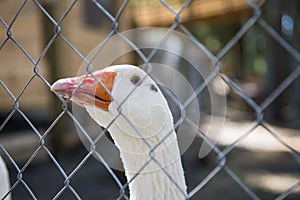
(1, 0, 300, 199)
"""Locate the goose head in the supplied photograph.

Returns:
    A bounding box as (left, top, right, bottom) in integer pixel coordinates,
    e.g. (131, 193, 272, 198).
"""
(51, 65, 175, 151)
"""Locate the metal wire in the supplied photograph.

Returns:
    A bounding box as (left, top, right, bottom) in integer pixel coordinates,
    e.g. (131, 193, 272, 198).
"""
(0, 0, 299, 199)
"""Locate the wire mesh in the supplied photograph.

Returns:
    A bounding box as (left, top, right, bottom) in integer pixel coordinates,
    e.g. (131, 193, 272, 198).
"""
(0, 0, 300, 199)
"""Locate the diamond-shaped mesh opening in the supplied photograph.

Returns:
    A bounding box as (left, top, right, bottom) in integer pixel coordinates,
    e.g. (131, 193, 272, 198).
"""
(183, 137, 224, 188)
(0, 42, 37, 93)
(17, 76, 50, 111)
(65, 153, 125, 199)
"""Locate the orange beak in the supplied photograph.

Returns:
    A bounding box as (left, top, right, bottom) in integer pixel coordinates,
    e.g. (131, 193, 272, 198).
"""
(51, 70, 116, 111)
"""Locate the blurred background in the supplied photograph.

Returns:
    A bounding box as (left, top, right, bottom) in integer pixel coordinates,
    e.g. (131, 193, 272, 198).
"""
(0, 0, 299, 199)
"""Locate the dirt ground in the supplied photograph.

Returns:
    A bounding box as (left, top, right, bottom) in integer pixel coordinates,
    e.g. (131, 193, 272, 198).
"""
(6, 129, 300, 200)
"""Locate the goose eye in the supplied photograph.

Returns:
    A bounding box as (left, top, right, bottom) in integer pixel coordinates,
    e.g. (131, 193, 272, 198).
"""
(130, 75, 141, 85)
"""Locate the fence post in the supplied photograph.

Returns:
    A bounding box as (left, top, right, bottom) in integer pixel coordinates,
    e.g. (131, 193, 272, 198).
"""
(40, 1, 68, 154)
(264, 0, 287, 123)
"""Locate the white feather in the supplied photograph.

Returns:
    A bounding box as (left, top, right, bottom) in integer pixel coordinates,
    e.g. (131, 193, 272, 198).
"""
(0, 156, 11, 200)
(85, 65, 187, 200)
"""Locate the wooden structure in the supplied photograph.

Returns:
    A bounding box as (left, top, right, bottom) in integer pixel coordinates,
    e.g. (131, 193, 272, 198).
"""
(131, 0, 260, 27)
(0, 0, 259, 112)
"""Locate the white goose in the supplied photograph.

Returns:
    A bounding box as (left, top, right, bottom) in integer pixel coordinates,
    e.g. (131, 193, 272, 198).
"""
(0, 155, 11, 200)
(51, 65, 187, 200)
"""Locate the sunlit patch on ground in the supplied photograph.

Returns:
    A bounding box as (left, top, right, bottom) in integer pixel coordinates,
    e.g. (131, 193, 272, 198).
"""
(245, 172, 300, 194)
(216, 120, 300, 153)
